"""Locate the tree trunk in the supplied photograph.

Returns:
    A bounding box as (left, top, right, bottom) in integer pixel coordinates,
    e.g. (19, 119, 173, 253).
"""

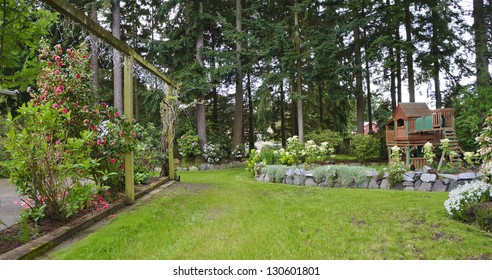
(89, 3, 99, 97)
(353, 8, 364, 134)
(280, 82, 287, 147)
(389, 46, 397, 112)
(318, 84, 323, 130)
(404, 0, 416, 102)
(431, 4, 442, 108)
(195, 1, 207, 150)
(112, 0, 123, 114)
(247, 71, 255, 150)
(473, 0, 491, 89)
(294, 1, 304, 141)
(232, 0, 243, 149)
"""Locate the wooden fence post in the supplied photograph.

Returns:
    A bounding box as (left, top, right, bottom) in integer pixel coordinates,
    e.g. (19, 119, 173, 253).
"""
(167, 86, 175, 180)
(124, 55, 134, 204)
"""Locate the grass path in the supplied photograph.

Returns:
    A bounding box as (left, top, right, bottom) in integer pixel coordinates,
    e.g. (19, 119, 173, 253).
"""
(50, 168, 492, 260)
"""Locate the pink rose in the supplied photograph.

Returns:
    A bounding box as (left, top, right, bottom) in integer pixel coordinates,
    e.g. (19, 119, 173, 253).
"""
(132, 132, 137, 138)
(61, 108, 68, 114)
(54, 69, 60, 75)
(52, 103, 59, 109)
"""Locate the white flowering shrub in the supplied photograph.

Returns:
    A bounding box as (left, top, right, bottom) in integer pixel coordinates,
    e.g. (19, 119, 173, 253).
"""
(203, 143, 229, 164)
(444, 181, 492, 222)
(476, 115, 492, 183)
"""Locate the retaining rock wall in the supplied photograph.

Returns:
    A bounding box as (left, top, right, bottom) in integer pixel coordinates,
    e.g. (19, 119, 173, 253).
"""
(255, 167, 483, 192)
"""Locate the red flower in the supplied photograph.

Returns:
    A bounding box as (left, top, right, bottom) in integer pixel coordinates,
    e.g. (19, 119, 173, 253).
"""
(61, 108, 68, 114)
(101, 102, 107, 108)
(75, 73, 81, 79)
(119, 131, 124, 137)
(132, 132, 137, 138)
(83, 119, 89, 124)
(115, 112, 120, 118)
(52, 103, 59, 109)
(83, 105, 88, 112)
(73, 102, 78, 107)
(57, 62, 63, 67)
(109, 158, 116, 164)
(54, 69, 60, 75)
(55, 140, 61, 145)
(121, 165, 125, 170)
(66, 48, 72, 53)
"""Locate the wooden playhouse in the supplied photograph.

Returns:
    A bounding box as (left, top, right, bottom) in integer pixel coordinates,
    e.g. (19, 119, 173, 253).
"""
(385, 103, 462, 169)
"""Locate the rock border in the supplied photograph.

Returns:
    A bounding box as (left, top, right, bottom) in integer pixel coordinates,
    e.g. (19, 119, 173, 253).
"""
(0, 177, 174, 260)
(256, 166, 482, 192)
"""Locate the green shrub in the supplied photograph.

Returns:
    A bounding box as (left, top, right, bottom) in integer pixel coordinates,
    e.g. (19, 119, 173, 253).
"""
(476, 203, 492, 232)
(261, 165, 287, 183)
(349, 134, 381, 163)
(305, 129, 344, 151)
(177, 130, 202, 162)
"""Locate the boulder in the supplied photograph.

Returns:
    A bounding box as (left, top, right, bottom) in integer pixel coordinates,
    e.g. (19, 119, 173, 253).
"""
(305, 178, 317, 187)
(457, 172, 476, 180)
(420, 173, 437, 183)
(368, 178, 380, 189)
(417, 182, 432, 192)
(380, 179, 390, 190)
(431, 179, 448, 192)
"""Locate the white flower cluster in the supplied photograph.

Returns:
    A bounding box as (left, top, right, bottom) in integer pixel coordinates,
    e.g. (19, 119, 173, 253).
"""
(444, 181, 492, 216)
(203, 143, 227, 164)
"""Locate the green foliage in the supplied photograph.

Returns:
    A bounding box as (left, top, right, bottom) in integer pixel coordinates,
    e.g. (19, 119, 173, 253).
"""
(0, 1, 58, 91)
(305, 129, 343, 151)
(203, 143, 229, 164)
(3, 44, 136, 220)
(477, 113, 492, 184)
(133, 122, 167, 174)
(349, 134, 381, 163)
(260, 165, 287, 183)
(4, 102, 102, 220)
(312, 165, 372, 188)
(177, 130, 202, 161)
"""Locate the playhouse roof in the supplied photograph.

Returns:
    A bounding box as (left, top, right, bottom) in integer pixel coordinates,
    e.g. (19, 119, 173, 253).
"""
(395, 102, 432, 118)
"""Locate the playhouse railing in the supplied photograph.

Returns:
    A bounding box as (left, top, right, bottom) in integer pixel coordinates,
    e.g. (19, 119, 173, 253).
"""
(432, 108, 455, 129)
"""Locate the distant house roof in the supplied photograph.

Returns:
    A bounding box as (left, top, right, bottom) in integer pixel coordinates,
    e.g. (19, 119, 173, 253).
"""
(397, 103, 432, 118)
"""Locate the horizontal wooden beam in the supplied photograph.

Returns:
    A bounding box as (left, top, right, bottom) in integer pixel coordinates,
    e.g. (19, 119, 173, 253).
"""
(42, 0, 178, 89)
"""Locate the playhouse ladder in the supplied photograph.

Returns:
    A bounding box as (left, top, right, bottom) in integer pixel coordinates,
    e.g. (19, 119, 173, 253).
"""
(442, 128, 463, 164)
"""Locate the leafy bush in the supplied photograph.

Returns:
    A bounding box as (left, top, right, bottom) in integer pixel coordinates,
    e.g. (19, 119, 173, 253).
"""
(133, 122, 167, 175)
(387, 146, 407, 187)
(305, 129, 344, 151)
(246, 149, 262, 176)
(444, 181, 492, 223)
(349, 134, 381, 163)
(3, 43, 135, 220)
(312, 165, 371, 188)
(177, 130, 202, 162)
(261, 165, 287, 183)
(476, 203, 492, 231)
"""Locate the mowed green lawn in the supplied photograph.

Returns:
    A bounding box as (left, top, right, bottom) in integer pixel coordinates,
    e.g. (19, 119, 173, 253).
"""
(50, 168, 492, 260)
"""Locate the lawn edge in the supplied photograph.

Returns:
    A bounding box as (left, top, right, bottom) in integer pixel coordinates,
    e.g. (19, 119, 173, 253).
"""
(0, 177, 175, 260)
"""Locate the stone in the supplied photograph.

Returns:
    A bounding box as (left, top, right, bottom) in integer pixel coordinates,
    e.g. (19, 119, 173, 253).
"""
(318, 181, 327, 188)
(439, 173, 458, 180)
(417, 182, 432, 192)
(198, 164, 210, 171)
(458, 172, 476, 180)
(285, 168, 295, 177)
(402, 182, 414, 187)
(476, 171, 483, 179)
(305, 178, 317, 187)
(264, 174, 271, 182)
(391, 183, 404, 190)
(403, 175, 414, 182)
(423, 166, 432, 173)
(293, 175, 304, 186)
(380, 179, 390, 190)
(285, 177, 294, 185)
(414, 180, 422, 189)
(368, 178, 379, 189)
(405, 171, 416, 179)
(189, 166, 199, 171)
(365, 170, 378, 177)
(304, 172, 313, 178)
(441, 178, 450, 185)
(358, 180, 369, 189)
(431, 179, 448, 192)
(420, 173, 437, 183)
(448, 180, 459, 191)
(404, 187, 415, 191)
